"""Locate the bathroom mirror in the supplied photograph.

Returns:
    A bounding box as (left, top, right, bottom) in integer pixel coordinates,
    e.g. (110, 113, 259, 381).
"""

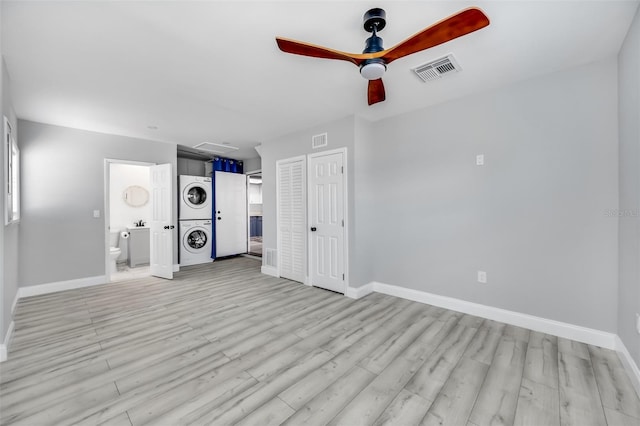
(123, 185, 149, 207)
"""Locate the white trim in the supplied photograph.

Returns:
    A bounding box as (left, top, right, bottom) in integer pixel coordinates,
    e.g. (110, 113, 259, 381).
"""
(261, 265, 279, 278)
(18, 275, 107, 299)
(615, 336, 640, 399)
(369, 281, 617, 349)
(173, 264, 180, 273)
(11, 292, 19, 315)
(0, 320, 15, 362)
(346, 283, 374, 299)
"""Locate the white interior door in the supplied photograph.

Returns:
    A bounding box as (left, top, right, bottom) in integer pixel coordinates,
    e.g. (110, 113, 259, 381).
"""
(215, 171, 248, 257)
(150, 163, 173, 279)
(309, 151, 345, 293)
(277, 157, 306, 283)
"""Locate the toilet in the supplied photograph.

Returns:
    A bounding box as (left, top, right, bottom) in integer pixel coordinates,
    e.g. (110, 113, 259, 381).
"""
(109, 231, 122, 274)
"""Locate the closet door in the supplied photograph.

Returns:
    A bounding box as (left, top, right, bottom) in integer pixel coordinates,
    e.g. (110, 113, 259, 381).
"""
(277, 156, 306, 283)
(215, 171, 248, 257)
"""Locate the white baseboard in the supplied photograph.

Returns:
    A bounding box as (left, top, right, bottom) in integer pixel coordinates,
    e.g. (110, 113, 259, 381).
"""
(173, 264, 180, 272)
(369, 281, 617, 350)
(0, 320, 15, 362)
(18, 275, 107, 299)
(11, 292, 19, 316)
(346, 283, 374, 299)
(261, 265, 279, 278)
(615, 336, 640, 399)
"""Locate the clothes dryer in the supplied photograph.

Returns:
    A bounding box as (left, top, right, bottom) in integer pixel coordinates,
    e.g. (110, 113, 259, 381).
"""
(179, 175, 212, 219)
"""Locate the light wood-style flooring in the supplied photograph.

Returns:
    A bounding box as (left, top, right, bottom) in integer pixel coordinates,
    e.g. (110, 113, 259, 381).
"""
(1, 257, 639, 425)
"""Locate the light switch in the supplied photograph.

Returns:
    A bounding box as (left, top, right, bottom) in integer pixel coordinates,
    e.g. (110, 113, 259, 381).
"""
(93, 210, 101, 218)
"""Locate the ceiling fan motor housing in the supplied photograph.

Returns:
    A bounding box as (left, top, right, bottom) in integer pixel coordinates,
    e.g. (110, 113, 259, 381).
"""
(360, 30, 386, 80)
(363, 8, 386, 32)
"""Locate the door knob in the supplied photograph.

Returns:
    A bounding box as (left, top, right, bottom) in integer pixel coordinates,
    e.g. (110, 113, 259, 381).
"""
(217, 217, 222, 220)
(310, 227, 317, 232)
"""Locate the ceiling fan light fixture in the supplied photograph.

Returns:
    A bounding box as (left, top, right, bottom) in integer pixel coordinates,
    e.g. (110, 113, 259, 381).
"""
(360, 62, 386, 80)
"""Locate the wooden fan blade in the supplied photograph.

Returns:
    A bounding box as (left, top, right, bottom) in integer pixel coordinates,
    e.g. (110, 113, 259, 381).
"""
(380, 7, 489, 64)
(276, 37, 368, 66)
(368, 79, 386, 105)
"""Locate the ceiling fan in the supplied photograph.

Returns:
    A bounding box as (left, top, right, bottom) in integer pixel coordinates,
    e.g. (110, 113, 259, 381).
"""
(276, 7, 490, 106)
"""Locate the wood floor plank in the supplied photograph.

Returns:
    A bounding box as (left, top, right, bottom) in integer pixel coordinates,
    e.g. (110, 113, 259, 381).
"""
(281, 365, 375, 426)
(604, 407, 640, 426)
(404, 322, 476, 402)
(372, 389, 432, 426)
(514, 378, 560, 426)
(558, 349, 607, 426)
(328, 317, 464, 426)
(278, 325, 396, 411)
(181, 348, 336, 425)
(1, 257, 637, 426)
(420, 357, 490, 426)
(468, 337, 527, 426)
(588, 345, 640, 420)
(522, 331, 559, 389)
(234, 397, 295, 426)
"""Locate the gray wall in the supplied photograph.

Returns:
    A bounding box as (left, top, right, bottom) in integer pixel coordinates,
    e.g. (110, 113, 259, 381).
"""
(262, 60, 620, 334)
(262, 116, 364, 284)
(618, 7, 640, 366)
(365, 59, 619, 333)
(1, 54, 19, 342)
(177, 157, 206, 177)
(18, 120, 177, 287)
(243, 157, 261, 173)
(352, 116, 376, 286)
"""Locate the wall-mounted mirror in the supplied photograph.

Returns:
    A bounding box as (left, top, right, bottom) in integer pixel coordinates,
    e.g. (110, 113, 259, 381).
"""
(123, 185, 149, 207)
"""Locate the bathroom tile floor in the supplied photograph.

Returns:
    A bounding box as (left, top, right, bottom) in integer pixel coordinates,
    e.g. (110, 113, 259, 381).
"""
(112, 264, 150, 282)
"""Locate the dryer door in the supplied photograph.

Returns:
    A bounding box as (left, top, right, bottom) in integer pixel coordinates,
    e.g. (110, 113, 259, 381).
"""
(183, 184, 209, 209)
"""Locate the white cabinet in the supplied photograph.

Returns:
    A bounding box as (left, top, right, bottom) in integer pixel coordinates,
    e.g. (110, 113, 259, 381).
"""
(127, 227, 150, 267)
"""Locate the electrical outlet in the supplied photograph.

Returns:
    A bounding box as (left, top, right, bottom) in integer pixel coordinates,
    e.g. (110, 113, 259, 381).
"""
(476, 154, 485, 166)
(93, 210, 101, 218)
(636, 313, 640, 335)
(477, 270, 487, 284)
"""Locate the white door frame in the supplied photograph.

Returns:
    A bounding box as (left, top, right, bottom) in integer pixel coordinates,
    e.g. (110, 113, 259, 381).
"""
(103, 159, 155, 282)
(307, 147, 349, 292)
(246, 169, 261, 255)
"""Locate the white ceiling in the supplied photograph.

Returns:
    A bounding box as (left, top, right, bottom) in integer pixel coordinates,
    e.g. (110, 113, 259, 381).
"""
(2, 1, 638, 160)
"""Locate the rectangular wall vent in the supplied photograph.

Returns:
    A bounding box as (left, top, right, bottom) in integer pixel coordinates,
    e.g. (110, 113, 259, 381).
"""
(311, 133, 328, 149)
(413, 54, 461, 83)
(265, 248, 277, 268)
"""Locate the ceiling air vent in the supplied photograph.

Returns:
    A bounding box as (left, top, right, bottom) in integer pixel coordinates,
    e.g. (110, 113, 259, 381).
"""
(412, 54, 461, 83)
(193, 142, 240, 155)
(312, 133, 328, 149)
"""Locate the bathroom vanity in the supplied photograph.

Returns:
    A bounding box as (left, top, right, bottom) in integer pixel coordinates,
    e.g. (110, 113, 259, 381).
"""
(127, 227, 150, 267)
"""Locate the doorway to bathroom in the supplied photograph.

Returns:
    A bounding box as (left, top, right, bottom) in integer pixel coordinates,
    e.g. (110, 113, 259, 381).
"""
(105, 160, 153, 282)
(247, 172, 262, 257)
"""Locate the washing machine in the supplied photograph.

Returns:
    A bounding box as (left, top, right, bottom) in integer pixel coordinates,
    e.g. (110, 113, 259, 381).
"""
(179, 175, 212, 220)
(179, 220, 213, 266)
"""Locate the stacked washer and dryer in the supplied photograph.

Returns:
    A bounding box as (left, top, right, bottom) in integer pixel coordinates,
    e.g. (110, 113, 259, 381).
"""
(179, 176, 214, 266)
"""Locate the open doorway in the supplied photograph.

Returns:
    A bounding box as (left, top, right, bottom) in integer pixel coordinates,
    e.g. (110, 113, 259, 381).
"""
(105, 160, 153, 282)
(247, 172, 262, 257)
